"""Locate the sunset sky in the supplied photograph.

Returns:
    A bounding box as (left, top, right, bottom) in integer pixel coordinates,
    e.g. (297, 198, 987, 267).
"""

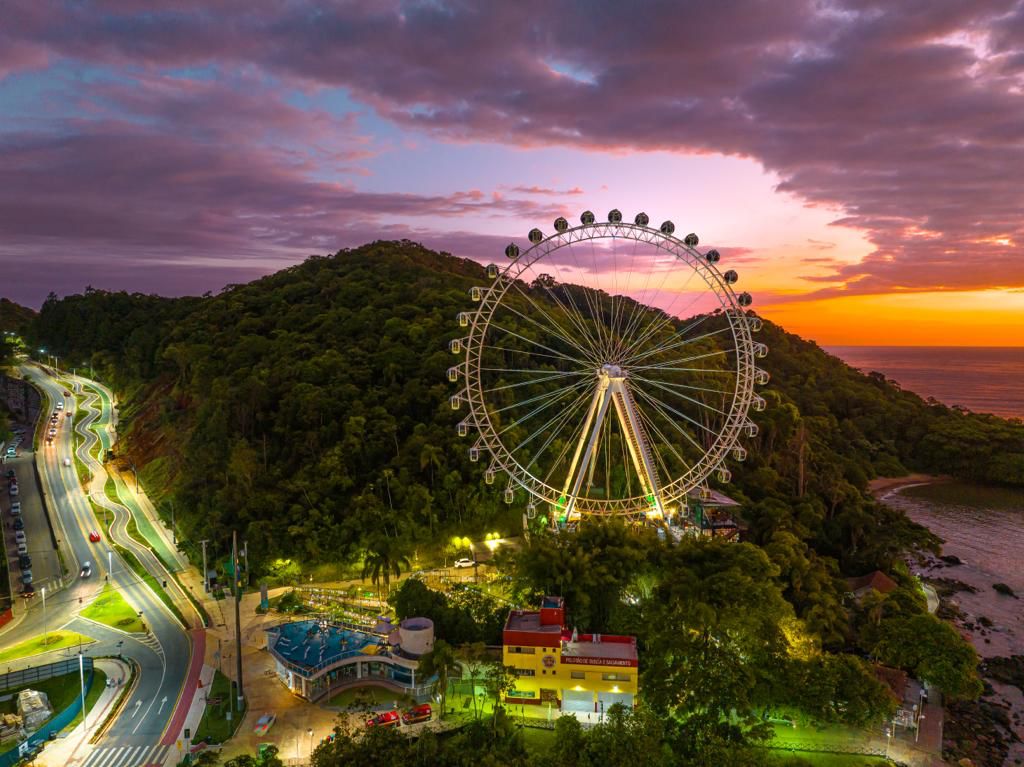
(2, 1, 1023, 345)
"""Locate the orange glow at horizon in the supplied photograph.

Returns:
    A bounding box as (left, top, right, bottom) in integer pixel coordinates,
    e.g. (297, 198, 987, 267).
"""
(759, 290, 1024, 347)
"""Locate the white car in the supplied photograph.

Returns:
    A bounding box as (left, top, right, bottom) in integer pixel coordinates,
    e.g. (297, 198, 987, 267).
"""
(15, 530, 26, 544)
(10, 502, 21, 515)
(80, 561, 92, 578)
(63, 457, 71, 467)
(16, 542, 28, 555)
(453, 558, 475, 568)
(8, 484, 18, 496)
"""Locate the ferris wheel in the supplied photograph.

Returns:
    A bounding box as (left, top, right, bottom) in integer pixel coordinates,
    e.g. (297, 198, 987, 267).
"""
(448, 209, 768, 526)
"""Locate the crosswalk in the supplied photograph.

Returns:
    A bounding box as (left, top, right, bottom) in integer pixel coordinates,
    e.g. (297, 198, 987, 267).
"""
(81, 744, 171, 767)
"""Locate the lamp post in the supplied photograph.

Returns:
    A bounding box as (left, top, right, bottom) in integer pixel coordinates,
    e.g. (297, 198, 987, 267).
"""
(307, 728, 314, 758)
(884, 725, 892, 758)
(108, 550, 113, 580)
(916, 713, 925, 744)
(42, 586, 47, 648)
(79, 652, 88, 729)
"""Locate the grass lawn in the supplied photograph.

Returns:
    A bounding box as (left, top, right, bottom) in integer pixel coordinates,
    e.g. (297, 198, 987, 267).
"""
(326, 686, 413, 711)
(0, 631, 95, 663)
(194, 670, 246, 745)
(0, 669, 106, 755)
(65, 669, 108, 730)
(766, 753, 890, 766)
(81, 583, 145, 632)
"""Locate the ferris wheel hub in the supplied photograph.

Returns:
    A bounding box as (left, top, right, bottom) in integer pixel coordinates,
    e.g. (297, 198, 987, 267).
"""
(598, 363, 625, 379)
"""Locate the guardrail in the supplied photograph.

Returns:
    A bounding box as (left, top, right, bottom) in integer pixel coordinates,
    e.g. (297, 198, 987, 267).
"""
(0, 660, 94, 767)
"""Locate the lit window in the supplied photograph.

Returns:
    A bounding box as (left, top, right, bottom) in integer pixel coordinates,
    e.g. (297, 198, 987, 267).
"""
(571, 671, 585, 680)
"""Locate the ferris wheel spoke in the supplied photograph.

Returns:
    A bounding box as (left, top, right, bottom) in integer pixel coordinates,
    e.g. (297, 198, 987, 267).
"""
(488, 323, 591, 365)
(542, 406, 592, 487)
(491, 377, 592, 416)
(637, 405, 692, 476)
(529, 272, 604, 358)
(630, 373, 729, 398)
(633, 375, 728, 417)
(632, 385, 720, 444)
(625, 325, 732, 367)
(517, 387, 593, 466)
(506, 281, 600, 363)
(614, 252, 702, 360)
(619, 298, 711, 364)
(484, 370, 589, 394)
(496, 378, 594, 435)
(628, 348, 729, 373)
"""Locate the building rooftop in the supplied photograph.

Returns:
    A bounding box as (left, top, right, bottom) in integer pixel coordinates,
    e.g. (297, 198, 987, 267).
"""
(505, 610, 562, 635)
(846, 570, 898, 596)
(561, 638, 637, 663)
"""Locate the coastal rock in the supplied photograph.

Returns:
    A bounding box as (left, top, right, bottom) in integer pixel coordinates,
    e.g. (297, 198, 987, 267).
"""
(941, 554, 964, 565)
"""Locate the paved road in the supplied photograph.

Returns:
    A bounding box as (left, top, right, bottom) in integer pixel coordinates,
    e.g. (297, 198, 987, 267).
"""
(2, 365, 196, 754)
(3, 447, 63, 599)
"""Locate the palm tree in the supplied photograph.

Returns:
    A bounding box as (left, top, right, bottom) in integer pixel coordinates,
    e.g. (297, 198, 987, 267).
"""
(361, 535, 411, 604)
(417, 639, 459, 719)
(419, 443, 444, 488)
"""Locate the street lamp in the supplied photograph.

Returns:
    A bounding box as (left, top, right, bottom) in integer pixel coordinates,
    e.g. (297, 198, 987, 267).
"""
(916, 713, 925, 744)
(79, 652, 88, 729)
(41, 586, 47, 648)
(884, 725, 892, 758)
(108, 550, 113, 580)
(307, 728, 314, 758)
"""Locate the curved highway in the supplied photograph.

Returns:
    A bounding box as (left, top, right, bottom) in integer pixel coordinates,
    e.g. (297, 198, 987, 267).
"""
(3, 364, 201, 766)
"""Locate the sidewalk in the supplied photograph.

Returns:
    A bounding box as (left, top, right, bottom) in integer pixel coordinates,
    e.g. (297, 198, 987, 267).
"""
(36, 657, 132, 767)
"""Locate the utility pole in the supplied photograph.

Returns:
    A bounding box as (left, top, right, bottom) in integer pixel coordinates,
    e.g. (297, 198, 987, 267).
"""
(199, 539, 209, 592)
(233, 530, 244, 709)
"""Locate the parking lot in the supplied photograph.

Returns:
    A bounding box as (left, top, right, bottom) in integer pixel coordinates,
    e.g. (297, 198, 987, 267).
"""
(3, 426, 63, 601)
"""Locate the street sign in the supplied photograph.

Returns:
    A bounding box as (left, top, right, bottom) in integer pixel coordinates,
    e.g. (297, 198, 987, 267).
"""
(177, 741, 183, 752)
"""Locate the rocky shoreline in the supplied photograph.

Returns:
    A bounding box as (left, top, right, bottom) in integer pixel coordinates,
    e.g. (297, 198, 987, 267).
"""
(873, 476, 1024, 766)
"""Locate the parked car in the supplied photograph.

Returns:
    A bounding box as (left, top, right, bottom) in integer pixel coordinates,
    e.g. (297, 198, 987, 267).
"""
(13, 517, 24, 531)
(366, 711, 401, 728)
(10, 501, 21, 515)
(453, 558, 475, 568)
(18, 554, 31, 570)
(89, 530, 102, 542)
(16, 542, 28, 555)
(15, 530, 26, 544)
(8, 484, 18, 496)
(20, 571, 32, 585)
(402, 704, 432, 724)
(80, 561, 92, 578)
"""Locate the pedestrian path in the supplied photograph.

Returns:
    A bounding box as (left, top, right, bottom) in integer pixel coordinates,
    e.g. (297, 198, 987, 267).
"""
(79, 744, 170, 767)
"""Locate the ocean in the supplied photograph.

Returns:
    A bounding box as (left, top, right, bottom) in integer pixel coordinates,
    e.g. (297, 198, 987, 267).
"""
(826, 346, 1024, 420)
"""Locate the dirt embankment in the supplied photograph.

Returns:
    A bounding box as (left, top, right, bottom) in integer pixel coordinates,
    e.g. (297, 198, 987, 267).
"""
(868, 473, 951, 498)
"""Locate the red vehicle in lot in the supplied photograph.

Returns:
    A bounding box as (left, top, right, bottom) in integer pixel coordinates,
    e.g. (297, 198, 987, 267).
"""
(89, 531, 102, 542)
(402, 704, 432, 724)
(365, 711, 400, 728)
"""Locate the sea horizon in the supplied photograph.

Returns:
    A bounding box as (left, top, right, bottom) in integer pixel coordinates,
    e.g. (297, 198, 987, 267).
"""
(825, 345, 1024, 419)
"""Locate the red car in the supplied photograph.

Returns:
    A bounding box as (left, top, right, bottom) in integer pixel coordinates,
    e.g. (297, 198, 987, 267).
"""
(89, 531, 102, 542)
(365, 711, 400, 728)
(402, 704, 432, 724)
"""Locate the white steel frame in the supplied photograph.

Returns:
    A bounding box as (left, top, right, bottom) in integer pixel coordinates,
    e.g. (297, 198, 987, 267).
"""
(450, 217, 765, 520)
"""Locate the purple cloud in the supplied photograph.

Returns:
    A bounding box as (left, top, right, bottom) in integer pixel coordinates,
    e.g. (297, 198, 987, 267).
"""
(2, 0, 1023, 304)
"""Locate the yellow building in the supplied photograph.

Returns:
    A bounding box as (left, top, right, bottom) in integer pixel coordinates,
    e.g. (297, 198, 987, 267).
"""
(502, 596, 638, 713)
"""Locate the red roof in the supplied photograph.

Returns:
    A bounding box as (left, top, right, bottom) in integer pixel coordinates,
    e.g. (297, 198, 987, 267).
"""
(845, 570, 898, 596)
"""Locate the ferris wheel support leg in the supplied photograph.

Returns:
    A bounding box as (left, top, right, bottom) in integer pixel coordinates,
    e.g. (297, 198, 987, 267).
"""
(564, 391, 613, 520)
(610, 382, 664, 518)
(561, 378, 606, 517)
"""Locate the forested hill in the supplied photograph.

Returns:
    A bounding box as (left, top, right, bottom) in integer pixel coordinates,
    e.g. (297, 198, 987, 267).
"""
(0, 298, 35, 335)
(25, 241, 1024, 574)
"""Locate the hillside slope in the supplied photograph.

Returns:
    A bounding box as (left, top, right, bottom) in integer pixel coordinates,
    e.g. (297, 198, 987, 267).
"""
(28, 242, 1024, 575)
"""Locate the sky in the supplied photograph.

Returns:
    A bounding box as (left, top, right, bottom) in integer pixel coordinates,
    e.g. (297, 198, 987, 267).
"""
(1, 0, 1023, 346)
